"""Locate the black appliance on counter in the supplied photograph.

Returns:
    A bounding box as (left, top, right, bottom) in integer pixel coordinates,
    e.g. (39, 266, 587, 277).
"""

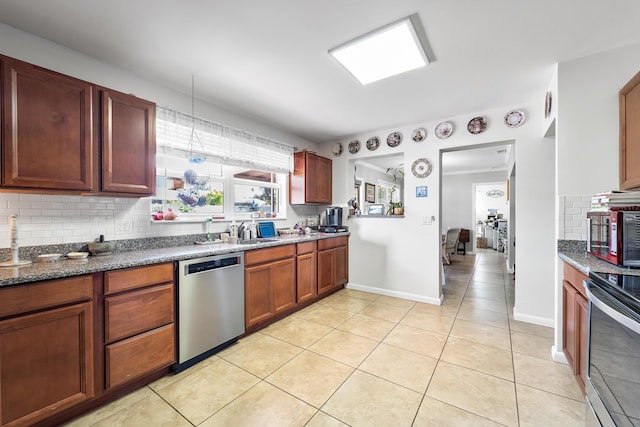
(318, 207, 347, 233)
(584, 270, 640, 426)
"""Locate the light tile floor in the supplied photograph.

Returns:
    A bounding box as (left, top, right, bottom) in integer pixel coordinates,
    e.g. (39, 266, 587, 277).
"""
(65, 249, 585, 426)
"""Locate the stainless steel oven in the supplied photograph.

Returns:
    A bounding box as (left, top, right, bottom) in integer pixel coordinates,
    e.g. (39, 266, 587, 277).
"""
(585, 272, 640, 426)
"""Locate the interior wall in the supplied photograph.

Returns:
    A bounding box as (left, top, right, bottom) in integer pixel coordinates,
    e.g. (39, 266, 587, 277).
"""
(327, 102, 550, 311)
(552, 41, 640, 360)
(0, 23, 319, 247)
(441, 171, 507, 246)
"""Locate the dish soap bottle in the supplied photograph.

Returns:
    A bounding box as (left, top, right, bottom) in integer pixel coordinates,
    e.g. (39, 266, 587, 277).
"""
(250, 219, 257, 239)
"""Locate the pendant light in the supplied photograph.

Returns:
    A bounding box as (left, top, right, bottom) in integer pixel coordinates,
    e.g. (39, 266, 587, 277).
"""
(187, 75, 206, 164)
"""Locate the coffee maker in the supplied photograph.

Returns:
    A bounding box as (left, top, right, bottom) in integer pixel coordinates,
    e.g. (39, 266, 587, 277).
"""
(319, 207, 345, 233)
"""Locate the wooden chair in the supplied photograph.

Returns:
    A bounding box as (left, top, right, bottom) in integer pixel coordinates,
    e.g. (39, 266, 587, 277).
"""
(442, 228, 461, 265)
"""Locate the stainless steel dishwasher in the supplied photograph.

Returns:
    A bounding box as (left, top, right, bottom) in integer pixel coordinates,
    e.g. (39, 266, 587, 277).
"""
(174, 252, 245, 372)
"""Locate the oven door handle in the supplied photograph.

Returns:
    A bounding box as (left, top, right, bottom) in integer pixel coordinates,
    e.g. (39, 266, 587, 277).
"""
(585, 281, 640, 334)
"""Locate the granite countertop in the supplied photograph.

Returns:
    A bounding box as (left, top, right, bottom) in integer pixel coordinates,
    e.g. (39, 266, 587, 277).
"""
(559, 245, 640, 277)
(0, 232, 350, 287)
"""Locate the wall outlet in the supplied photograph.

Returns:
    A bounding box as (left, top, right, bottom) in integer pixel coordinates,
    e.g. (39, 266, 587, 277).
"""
(422, 216, 432, 225)
(116, 221, 132, 234)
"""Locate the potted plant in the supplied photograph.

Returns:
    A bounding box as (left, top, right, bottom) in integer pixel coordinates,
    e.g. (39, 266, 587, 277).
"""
(386, 164, 405, 215)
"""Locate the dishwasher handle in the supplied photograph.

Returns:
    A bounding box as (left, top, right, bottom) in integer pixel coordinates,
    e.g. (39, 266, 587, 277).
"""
(183, 255, 242, 276)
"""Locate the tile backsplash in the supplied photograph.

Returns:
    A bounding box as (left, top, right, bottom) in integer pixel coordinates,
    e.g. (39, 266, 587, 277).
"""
(558, 194, 591, 241)
(0, 193, 316, 248)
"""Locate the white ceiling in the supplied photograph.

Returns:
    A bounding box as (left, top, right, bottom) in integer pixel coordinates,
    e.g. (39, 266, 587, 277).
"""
(1, 1, 640, 176)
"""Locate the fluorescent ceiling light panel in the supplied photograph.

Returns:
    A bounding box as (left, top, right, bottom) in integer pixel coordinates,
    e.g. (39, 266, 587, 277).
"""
(329, 17, 428, 85)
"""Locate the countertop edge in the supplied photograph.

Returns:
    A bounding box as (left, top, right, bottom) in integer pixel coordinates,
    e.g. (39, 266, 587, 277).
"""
(558, 251, 640, 277)
(0, 232, 350, 287)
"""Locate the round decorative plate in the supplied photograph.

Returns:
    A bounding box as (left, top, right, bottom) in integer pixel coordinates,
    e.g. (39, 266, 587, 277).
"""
(412, 128, 426, 142)
(332, 142, 343, 156)
(348, 140, 361, 154)
(504, 110, 525, 128)
(435, 121, 453, 139)
(467, 116, 487, 134)
(411, 158, 433, 178)
(387, 131, 403, 147)
(366, 136, 380, 151)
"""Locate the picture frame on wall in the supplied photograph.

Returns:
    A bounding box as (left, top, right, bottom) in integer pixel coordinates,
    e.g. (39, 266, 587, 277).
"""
(365, 183, 375, 203)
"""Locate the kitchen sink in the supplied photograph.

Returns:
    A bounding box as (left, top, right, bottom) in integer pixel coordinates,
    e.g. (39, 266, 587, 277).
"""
(237, 238, 279, 245)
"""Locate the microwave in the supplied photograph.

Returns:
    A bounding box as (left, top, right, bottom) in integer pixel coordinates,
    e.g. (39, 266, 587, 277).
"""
(587, 211, 640, 267)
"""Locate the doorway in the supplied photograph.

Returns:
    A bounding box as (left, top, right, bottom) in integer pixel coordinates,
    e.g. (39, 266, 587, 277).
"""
(440, 141, 515, 261)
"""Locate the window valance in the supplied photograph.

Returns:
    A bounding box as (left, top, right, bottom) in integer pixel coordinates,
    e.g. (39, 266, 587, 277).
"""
(156, 106, 293, 173)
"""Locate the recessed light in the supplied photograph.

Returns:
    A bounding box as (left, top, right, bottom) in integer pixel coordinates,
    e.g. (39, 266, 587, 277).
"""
(329, 15, 429, 85)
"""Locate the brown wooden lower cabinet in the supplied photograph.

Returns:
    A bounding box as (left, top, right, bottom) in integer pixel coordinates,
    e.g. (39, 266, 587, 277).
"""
(318, 236, 349, 295)
(245, 245, 297, 329)
(105, 324, 175, 389)
(0, 277, 95, 427)
(562, 261, 588, 395)
(297, 241, 317, 303)
(102, 263, 176, 392)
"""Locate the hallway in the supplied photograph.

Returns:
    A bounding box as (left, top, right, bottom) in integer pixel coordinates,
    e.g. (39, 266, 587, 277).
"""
(66, 250, 584, 426)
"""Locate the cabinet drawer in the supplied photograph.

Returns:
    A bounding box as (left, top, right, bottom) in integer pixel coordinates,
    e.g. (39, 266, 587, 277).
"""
(105, 323, 175, 389)
(105, 283, 174, 343)
(104, 263, 174, 295)
(245, 244, 296, 266)
(0, 275, 93, 319)
(563, 262, 588, 298)
(318, 236, 348, 251)
(297, 241, 317, 255)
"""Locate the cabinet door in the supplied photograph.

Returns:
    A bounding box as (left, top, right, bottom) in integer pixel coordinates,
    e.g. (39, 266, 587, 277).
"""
(562, 280, 577, 370)
(317, 249, 335, 295)
(100, 89, 156, 195)
(575, 292, 589, 394)
(1, 57, 94, 191)
(305, 153, 320, 202)
(334, 245, 348, 286)
(0, 302, 94, 426)
(245, 264, 273, 328)
(620, 71, 640, 190)
(272, 258, 296, 314)
(316, 155, 332, 204)
(297, 252, 317, 303)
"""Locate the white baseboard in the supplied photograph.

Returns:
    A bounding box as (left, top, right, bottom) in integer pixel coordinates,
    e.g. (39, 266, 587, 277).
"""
(551, 345, 568, 364)
(346, 282, 444, 306)
(513, 309, 555, 328)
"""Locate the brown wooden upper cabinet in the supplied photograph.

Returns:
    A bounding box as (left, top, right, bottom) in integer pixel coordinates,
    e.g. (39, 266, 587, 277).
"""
(290, 151, 332, 204)
(620, 70, 640, 190)
(1, 56, 95, 191)
(0, 54, 155, 196)
(99, 88, 155, 195)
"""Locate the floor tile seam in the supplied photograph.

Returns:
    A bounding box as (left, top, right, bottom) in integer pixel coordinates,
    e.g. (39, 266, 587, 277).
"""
(351, 366, 428, 397)
(220, 346, 304, 381)
(76, 385, 160, 426)
(147, 385, 198, 427)
(513, 381, 585, 404)
(260, 323, 336, 349)
(417, 394, 512, 427)
(507, 328, 553, 340)
(262, 373, 343, 411)
(343, 309, 407, 326)
(437, 353, 515, 383)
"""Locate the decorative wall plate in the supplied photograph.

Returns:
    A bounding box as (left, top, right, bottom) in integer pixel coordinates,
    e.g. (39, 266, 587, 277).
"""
(504, 110, 525, 128)
(411, 158, 433, 178)
(467, 116, 487, 134)
(387, 131, 403, 147)
(412, 128, 426, 142)
(348, 140, 361, 154)
(366, 136, 380, 151)
(435, 121, 453, 139)
(332, 142, 343, 156)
